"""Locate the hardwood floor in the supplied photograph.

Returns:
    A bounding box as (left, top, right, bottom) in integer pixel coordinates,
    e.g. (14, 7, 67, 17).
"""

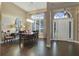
(0, 39, 79, 56)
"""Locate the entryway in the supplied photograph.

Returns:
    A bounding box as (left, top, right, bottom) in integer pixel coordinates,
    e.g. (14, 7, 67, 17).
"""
(53, 10, 73, 41)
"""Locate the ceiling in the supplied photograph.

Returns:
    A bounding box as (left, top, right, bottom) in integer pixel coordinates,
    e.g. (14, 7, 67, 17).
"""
(48, 2, 79, 9)
(13, 2, 47, 12)
(13, 2, 79, 12)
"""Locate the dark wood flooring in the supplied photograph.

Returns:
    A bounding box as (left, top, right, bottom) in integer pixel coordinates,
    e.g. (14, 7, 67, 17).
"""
(0, 39, 79, 56)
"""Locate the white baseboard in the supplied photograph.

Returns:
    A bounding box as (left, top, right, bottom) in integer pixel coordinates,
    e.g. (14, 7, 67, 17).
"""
(51, 39, 79, 44)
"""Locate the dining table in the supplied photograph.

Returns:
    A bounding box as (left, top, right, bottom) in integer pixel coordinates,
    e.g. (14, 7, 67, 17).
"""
(19, 32, 37, 45)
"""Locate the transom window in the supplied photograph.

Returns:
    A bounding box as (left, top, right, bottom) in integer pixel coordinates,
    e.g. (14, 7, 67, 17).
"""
(54, 11, 71, 19)
(31, 13, 44, 19)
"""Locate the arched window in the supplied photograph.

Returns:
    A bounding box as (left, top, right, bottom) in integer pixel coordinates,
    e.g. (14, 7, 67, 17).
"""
(54, 11, 71, 19)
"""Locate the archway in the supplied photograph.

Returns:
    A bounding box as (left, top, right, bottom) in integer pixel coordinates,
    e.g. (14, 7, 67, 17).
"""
(53, 10, 73, 41)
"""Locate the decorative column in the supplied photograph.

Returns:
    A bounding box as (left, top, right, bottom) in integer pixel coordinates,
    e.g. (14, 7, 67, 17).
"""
(45, 3, 51, 47)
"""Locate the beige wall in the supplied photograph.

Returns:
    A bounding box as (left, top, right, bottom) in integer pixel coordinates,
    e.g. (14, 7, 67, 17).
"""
(77, 6, 79, 41)
(2, 2, 27, 18)
(1, 2, 28, 32)
(0, 2, 1, 42)
(25, 14, 32, 31)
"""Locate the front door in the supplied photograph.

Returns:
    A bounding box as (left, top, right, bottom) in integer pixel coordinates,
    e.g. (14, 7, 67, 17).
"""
(53, 19, 73, 41)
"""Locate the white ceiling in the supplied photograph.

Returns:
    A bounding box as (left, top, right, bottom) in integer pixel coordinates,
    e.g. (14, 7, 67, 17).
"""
(13, 2, 79, 12)
(13, 2, 47, 12)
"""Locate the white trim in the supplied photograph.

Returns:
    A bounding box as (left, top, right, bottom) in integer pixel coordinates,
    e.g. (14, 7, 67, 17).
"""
(54, 18, 72, 20)
(53, 9, 65, 13)
(50, 11, 52, 40)
(53, 10, 72, 19)
(50, 39, 79, 44)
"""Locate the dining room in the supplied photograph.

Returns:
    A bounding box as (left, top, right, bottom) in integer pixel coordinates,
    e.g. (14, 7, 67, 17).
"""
(0, 2, 79, 56)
